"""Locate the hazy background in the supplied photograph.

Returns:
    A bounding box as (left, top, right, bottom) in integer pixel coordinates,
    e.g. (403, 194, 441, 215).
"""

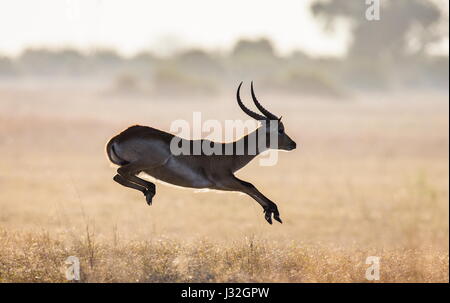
(0, 0, 448, 282)
(0, 0, 448, 95)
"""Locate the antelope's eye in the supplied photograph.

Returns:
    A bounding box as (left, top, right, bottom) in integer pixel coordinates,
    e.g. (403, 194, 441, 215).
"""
(278, 128, 284, 134)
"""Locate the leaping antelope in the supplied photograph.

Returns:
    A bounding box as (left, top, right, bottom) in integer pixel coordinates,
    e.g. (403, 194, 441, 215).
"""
(106, 82, 297, 224)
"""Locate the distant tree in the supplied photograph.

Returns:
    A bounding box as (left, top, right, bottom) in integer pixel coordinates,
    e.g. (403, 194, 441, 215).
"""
(89, 49, 123, 71)
(0, 56, 16, 76)
(127, 51, 157, 77)
(311, 0, 443, 60)
(53, 49, 87, 75)
(230, 38, 280, 81)
(18, 48, 88, 76)
(232, 38, 276, 57)
(132, 51, 156, 64)
(19, 48, 57, 75)
(173, 49, 223, 79)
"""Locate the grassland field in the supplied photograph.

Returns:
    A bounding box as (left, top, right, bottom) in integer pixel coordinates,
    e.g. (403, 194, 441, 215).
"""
(0, 84, 448, 282)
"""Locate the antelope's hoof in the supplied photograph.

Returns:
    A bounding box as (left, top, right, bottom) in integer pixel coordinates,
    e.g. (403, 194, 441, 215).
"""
(264, 208, 282, 225)
(274, 214, 283, 224)
(144, 190, 154, 206)
(264, 212, 273, 225)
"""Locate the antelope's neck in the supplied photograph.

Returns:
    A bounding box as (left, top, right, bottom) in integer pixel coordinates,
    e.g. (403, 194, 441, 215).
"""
(223, 128, 268, 171)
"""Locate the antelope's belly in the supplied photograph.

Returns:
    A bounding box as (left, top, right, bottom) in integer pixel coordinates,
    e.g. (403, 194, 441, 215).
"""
(140, 157, 213, 189)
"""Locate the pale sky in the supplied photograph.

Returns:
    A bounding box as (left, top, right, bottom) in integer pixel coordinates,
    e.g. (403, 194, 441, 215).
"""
(0, 0, 447, 57)
(0, 0, 352, 57)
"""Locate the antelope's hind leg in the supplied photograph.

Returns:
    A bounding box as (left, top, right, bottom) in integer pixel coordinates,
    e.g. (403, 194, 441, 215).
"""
(113, 174, 156, 205)
(113, 174, 145, 193)
(116, 164, 157, 205)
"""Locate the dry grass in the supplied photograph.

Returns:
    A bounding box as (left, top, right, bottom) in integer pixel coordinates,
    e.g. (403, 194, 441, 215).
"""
(0, 84, 448, 282)
(0, 228, 447, 283)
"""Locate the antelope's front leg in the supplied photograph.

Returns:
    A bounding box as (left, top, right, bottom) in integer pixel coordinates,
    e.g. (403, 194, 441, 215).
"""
(218, 175, 282, 224)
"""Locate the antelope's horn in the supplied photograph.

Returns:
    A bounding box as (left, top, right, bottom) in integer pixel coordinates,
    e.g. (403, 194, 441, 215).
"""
(236, 82, 267, 121)
(251, 81, 278, 120)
